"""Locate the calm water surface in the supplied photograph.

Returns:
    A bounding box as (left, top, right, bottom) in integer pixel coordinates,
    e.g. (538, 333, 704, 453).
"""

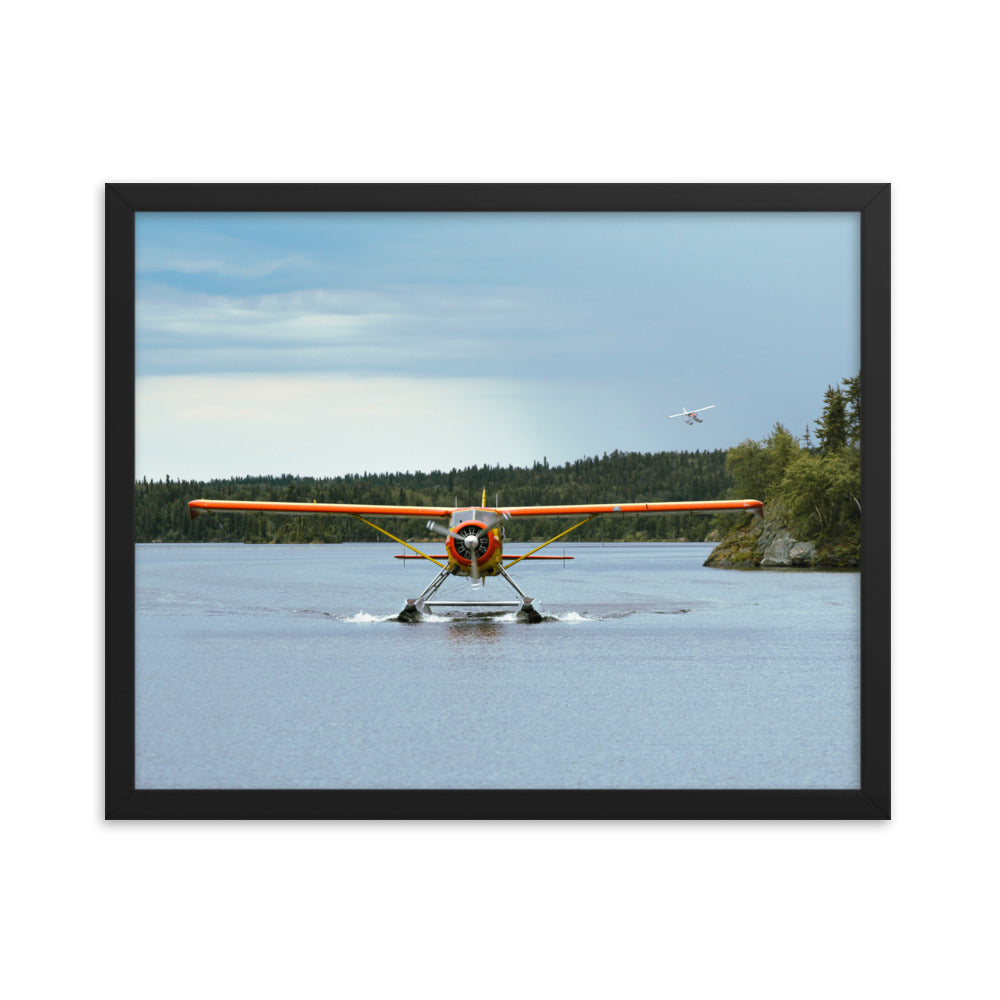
(135, 542, 859, 789)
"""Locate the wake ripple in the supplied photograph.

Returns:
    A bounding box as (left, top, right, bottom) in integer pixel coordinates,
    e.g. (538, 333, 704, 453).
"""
(342, 611, 400, 623)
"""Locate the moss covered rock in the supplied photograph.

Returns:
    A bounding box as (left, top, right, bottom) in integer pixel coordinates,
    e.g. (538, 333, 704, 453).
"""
(703, 513, 856, 569)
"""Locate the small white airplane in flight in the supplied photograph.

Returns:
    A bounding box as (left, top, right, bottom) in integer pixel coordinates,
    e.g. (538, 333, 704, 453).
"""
(668, 405, 715, 425)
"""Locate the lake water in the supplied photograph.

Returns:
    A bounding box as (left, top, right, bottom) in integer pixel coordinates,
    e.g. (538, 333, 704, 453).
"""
(135, 542, 860, 790)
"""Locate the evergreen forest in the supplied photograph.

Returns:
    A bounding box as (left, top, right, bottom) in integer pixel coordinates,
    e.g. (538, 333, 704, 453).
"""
(135, 450, 738, 545)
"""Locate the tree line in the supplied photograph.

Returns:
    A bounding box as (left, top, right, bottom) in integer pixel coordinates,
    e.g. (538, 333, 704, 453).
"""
(135, 449, 739, 544)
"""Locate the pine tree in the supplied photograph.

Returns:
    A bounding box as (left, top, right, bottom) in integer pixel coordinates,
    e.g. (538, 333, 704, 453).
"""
(815, 385, 848, 453)
(842, 374, 861, 448)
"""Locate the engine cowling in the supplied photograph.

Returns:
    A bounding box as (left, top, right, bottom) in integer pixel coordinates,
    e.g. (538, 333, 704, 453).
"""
(445, 520, 501, 572)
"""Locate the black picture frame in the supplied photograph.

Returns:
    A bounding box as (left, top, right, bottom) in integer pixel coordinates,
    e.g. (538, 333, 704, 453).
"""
(106, 182, 890, 820)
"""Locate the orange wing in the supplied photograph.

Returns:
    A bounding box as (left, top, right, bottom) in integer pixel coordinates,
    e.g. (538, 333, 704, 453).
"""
(500, 500, 763, 518)
(188, 499, 454, 520)
(189, 498, 763, 520)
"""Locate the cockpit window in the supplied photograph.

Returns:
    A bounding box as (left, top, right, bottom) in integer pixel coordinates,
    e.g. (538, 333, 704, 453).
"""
(450, 508, 490, 526)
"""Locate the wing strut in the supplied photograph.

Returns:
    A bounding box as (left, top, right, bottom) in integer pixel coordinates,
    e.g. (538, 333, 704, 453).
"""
(503, 515, 597, 570)
(351, 514, 446, 568)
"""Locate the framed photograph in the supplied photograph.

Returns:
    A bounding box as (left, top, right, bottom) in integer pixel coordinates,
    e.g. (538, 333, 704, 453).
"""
(106, 183, 889, 819)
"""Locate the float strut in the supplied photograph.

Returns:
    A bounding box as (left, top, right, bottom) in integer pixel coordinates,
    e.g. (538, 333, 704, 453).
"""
(397, 564, 452, 622)
(497, 565, 543, 623)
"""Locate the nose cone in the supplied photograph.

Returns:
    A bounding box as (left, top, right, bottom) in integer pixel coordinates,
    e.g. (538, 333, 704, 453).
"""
(464, 532, 480, 552)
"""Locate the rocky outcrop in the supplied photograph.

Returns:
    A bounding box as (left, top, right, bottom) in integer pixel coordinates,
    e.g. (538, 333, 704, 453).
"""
(703, 515, 819, 568)
(760, 534, 816, 567)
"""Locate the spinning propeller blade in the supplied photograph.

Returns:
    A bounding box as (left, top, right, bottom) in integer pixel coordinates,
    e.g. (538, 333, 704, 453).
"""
(426, 520, 462, 541)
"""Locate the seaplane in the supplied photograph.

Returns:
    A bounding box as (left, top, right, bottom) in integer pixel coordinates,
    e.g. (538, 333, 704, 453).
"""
(187, 490, 763, 622)
(668, 405, 715, 425)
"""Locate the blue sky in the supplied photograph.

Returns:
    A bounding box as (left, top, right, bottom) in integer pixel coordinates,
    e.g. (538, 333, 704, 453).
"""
(135, 211, 859, 481)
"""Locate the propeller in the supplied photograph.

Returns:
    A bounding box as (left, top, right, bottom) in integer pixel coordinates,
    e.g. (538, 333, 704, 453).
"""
(426, 513, 510, 584)
(426, 520, 463, 542)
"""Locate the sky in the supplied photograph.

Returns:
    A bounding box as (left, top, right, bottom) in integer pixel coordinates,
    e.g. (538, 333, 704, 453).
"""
(135, 211, 860, 482)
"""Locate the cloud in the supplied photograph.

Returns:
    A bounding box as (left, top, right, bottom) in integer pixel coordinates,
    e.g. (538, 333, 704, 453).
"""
(140, 254, 315, 279)
(135, 282, 566, 377)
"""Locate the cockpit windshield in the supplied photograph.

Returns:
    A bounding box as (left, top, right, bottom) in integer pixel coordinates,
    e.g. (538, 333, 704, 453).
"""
(450, 508, 491, 526)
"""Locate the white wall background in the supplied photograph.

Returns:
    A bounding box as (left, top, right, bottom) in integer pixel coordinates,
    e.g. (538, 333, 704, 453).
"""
(5, 2, 995, 997)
